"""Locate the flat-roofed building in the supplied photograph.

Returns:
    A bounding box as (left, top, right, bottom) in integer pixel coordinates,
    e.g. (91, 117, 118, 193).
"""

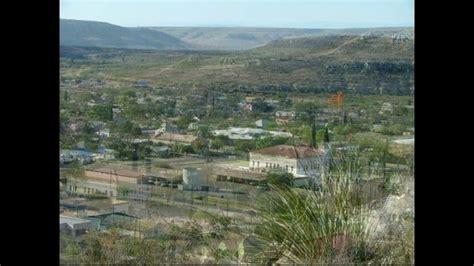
(60, 215, 95, 236)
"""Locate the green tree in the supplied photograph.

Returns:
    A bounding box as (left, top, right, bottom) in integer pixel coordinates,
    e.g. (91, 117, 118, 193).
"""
(235, 140, 256, 153)
(211, 138, 224, 151)
(253, 98, 274, 113)
(215, 135, 232, 146)
(197, 125, 212, 138)
(89, 104, 113, 121)
(64, 161, 84, 178)
(324, 125, 330, 143)
(295, 101, 318, 123)
(176, 115, 193, 130)
(254, 137, 289, 149)
(116, 120, 142, 137)
(181, 144, 195, 154)
(191, 138, 207, 154)
(116, 185, 130, 197)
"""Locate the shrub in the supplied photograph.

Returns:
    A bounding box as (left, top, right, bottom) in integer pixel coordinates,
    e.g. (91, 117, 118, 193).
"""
(254, 166, 373, 264)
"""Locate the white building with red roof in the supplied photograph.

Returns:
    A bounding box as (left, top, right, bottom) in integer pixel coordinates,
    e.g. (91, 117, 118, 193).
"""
(249, 144, 329, 179)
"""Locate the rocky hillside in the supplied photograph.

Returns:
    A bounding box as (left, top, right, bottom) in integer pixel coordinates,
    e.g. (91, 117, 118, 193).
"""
(59, 32, 414, 95)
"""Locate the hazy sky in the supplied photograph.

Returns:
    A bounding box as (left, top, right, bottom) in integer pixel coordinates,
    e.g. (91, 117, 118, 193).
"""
(60, 0, 414, 28)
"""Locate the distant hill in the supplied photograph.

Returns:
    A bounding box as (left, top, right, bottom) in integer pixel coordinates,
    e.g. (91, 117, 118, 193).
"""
(60, 33, 414, 95)
(151, 26, 413, 50)
(149, 27, 324, 50)
(245, 35, 414, 94)
(59, 19, 413, 51)
(256, 34, 414, 62)
(60, 19, 190, 50)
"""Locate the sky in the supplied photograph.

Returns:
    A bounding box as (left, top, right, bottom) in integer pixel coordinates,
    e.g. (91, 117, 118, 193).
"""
(60, 0, 414, 29)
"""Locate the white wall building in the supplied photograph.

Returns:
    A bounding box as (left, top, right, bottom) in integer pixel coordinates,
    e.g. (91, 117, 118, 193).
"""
(249, 145, 329, 180)
(212, 127, 292, 140)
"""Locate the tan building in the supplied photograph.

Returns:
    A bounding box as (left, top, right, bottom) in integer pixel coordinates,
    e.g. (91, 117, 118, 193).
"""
(84, 168, 144, 184)
(249, 145, 327, 177)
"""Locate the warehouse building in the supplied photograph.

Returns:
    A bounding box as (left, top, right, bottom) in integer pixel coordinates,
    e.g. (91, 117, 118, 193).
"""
(60, 215, 95, 237)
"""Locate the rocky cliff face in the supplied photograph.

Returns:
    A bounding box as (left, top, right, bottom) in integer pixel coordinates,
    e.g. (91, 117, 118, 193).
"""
(326, 61, 414, 74)
(366, 176, 414, 240)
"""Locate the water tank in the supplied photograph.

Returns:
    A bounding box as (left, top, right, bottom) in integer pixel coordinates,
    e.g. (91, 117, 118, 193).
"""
(182, 168, 205, 187)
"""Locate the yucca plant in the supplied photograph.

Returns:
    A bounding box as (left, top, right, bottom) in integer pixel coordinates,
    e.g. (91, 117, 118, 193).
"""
(252, 164, 376, 264)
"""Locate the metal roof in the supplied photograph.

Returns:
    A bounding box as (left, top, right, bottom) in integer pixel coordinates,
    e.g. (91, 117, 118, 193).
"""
(60, 215, 93, 230)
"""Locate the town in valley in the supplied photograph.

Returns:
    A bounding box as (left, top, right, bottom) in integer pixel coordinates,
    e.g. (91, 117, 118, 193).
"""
(59, 15, 414, 264)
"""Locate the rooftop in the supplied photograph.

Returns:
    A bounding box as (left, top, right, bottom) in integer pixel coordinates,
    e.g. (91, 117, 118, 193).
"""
(60, 149, 94, 157)
(87, 167, 144, 178)
(153, 132, 197, 143)
(391, 138, 414, 145)
(251, 145, 324, 159)
(60, 215, 92, 226)
(146, 168, 182, 181)
(112, 199, 129, 205)
(212, 127, 292, 140)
